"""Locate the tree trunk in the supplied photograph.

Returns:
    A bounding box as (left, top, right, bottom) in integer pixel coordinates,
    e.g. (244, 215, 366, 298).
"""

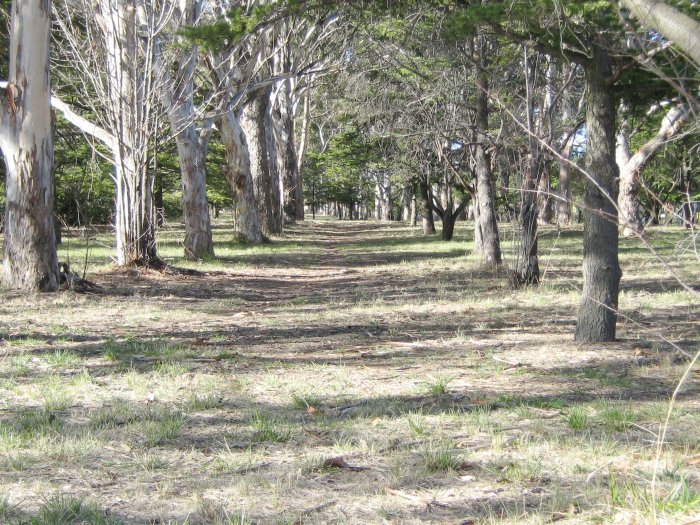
(474, 36, 502, 266)
(440, 198, 469, 241)
(276, 81, 300, 225)
(241, 89, 282, 236)
(219, 111, 263, 244)
(615, 102, 642, 237)
(96, 0, 159, 266)
(537, 164, 553, 224)
(176, 123, 214, 259)
(264, 92, 283, 232)
(516, 160, 541, 285)
(0, 0, 59, 291)
(401, 184, 412, 222)
(295, 91, 310, 221)
(555, 61, 577, 228)
(515, 48, 540, 285)
(556, 139, 574, 228)
(617, 102, 691, 237)
(441, 212, 456, 241)
(472, 185, 482, 251)
(419, 178, 436, 235)
(536, 57, 555, 226)
(154, 2, 214, 260)
(575, 45, 622, 343)
(410, 193, 417, 227)
(374, 170, 392, 221)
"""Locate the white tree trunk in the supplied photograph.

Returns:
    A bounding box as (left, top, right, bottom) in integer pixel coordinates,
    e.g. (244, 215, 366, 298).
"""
(620, 0, 700, 66)
(295, 90, 311, 220)
(0, 0, 59, 291)
(94, 0, 159, 266)
(275, 80, 301, 224)
(617, 102, 691, 236)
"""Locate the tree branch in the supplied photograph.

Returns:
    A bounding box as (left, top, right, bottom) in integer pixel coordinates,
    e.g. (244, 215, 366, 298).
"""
(622, 103, 693, 177)
(50, 95, 117, 150)
(450, 196, 470, 221)
(620, 0, 700, 66)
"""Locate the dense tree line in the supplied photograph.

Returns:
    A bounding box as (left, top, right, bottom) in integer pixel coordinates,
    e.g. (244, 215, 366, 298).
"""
(0, 0, 697, 343)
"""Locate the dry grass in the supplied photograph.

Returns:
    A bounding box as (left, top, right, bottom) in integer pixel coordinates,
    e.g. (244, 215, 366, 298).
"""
(0, 218, 698, 524)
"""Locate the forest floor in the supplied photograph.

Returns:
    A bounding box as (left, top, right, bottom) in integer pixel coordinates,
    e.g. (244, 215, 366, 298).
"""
(0, 218, 699, 525)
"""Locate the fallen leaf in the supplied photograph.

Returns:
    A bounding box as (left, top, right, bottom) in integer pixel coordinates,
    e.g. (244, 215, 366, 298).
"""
(307, 406, 318, 415)
(687, 455, 700, 467)
(322, 456, 370, 471)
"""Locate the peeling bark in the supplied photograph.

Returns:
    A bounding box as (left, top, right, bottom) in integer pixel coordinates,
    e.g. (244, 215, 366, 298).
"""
(153, 1, 214, 260)
(241, 89, 282, 236)
(1, 0, 59, 291)
(219, 111, 263, 244)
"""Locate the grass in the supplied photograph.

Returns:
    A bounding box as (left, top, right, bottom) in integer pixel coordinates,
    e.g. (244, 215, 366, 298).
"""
(423, 375, 453, 396)
(420, 440, 463, 473)
(89, 399, 139, 429)
(598, 403, 637, 432)
(135, 452, 169, 471)
(185, 393, 222, 411)
(249, 411, 293, 444)
(566, 406, 591, 430)
(0, 219, 698, 524)
(140, 407, 185, 447)
(31, 494, 121, 525)
(44, 350, 80, 367)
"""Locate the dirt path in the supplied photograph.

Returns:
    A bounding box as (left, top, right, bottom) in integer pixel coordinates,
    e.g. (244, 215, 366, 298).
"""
(0, 220, 698, 524)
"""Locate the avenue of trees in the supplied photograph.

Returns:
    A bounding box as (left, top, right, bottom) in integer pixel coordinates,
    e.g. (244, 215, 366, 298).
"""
(0, 0, 698, 342)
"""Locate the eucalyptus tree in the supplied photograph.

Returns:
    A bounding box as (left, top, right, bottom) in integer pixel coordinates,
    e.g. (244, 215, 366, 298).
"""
(620, 0, 700, 66)
(190, 2, 271, 243)
(151, 0, 214, 260)
(54, 0, 166, 266)
(617, 100, 693, 236)
(0, 0, 59, 290)
(613, 8, 698, 237)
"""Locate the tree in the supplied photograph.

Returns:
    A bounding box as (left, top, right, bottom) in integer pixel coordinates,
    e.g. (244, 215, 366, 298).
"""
(472, 35, 502, 266)
(152, 0, 215, 260)
(444, 1, 626, 339)
(0, 0, 59, 291)
(575, 42, 622, 342)
(54, 0, 164, 267)
(619, 0, 700, 66)
(617, 101, 692, 236)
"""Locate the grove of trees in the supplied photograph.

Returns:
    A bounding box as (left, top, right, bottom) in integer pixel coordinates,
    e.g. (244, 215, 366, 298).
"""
(0, 0, 697, 342)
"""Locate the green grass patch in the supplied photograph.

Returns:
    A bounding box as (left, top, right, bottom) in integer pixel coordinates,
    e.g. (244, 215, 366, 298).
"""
(420, 440, 463, 473)
(249, 411, 293, 444)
